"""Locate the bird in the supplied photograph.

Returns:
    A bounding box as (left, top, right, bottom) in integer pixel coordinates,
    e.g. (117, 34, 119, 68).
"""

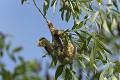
(37, 37, 53, 55)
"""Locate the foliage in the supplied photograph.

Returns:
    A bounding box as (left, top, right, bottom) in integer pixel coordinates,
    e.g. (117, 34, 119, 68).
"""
(0, 32, 43, 80)
(2, 0, 120, 80)
(20, 0, 120, 80)
(21, 0, 120, 80)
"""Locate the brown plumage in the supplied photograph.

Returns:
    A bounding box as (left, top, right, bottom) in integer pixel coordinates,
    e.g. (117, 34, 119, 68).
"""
(37, 37, 53, 55)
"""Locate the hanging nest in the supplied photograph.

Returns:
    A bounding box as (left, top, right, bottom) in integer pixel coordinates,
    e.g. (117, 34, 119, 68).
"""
(55, 30, 76, 64)
(38, 23, 76, 65)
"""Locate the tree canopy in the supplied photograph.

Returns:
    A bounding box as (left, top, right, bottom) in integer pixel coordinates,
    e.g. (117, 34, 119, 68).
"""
(0, 0, 120, 80)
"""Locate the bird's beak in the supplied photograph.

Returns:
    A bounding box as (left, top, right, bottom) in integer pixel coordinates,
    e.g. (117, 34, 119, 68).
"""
(37, 42, 40, 46)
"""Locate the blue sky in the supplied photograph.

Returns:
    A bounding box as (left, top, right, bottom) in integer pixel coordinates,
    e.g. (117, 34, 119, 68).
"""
(0, 0, 73, 76)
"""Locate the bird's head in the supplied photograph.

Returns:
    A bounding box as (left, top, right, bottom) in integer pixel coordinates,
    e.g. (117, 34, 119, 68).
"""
(37, 37, 47, 47)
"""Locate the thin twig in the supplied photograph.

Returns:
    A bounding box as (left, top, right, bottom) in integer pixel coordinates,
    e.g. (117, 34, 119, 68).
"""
(33, 0, 47, 21)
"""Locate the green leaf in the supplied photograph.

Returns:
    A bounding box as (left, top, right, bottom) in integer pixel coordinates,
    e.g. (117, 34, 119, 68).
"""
(78, 60, 86, 69)
(61, 11, 64, 20)
(21, 0, 28, 4)
(72, 21, 78, 30)
(76, 21, 83, 29)
(55, 65, 64, 80)
(95, 32, 106, 40)
(78, 4, 91, 16)
(114, 61, 120, 73)
(66, 10, 71, 22)
(90, 11, 99, 25)
(80, 30, 91, 36)
(97, 0, 103, 4)
(72, 21, 83, 29)
(86, 35, 92, 45)
(97, 51, 103, 60)
(51, 0, 56, 7)
(49, 59, 54, 68)
(108, 67, 114, 77)
(70, 70, 78, 80)
(111, 74, 117, 80)
(42, 53, 48, 58)
(76, 0, 93, 2)
(0, 51, 3, 57)
(112, 0, 119, 10)
(18, 56, 24, 62)
(12, 47, 22, 53)
(79, 21, 83, 28)
(51, 0, 58, 16)
(10, 55, 16, 62)
(96, 42, 105, 54)
(80, 54, 90, 61)
(99, 68, 108, 80)
(95, 39, 112, 54)
(43, 0, 50, 15)
(75, 31, 86, 43)
(99, 10, 106, 23)
(64, 68, 70, 80)
(6, 42, 11, 51)
(0, 38, 4, 49)
(21, 0, 24, 4)
(90, 47, 95, 69)
(110, 9, 120, 17)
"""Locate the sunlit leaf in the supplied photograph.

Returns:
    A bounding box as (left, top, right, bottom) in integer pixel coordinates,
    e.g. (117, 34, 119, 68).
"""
(90, 11, 99, 26)
(99, 68, 108, 80)
(78, 60, 86, 69)
(51, 0, 56, 6)
(111, 18, 117, 31)
(111, 74, 117, 80)
(76, 21, 83, 29)
(78, 4, 91, 16)
(80, 54, 90, 61)
(108, 67, 114, 77)
(99, 10, 106, 23)
(43, 0, 50, 15)
(52, 0, 58, 16)
(55, 65, 64, 80)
